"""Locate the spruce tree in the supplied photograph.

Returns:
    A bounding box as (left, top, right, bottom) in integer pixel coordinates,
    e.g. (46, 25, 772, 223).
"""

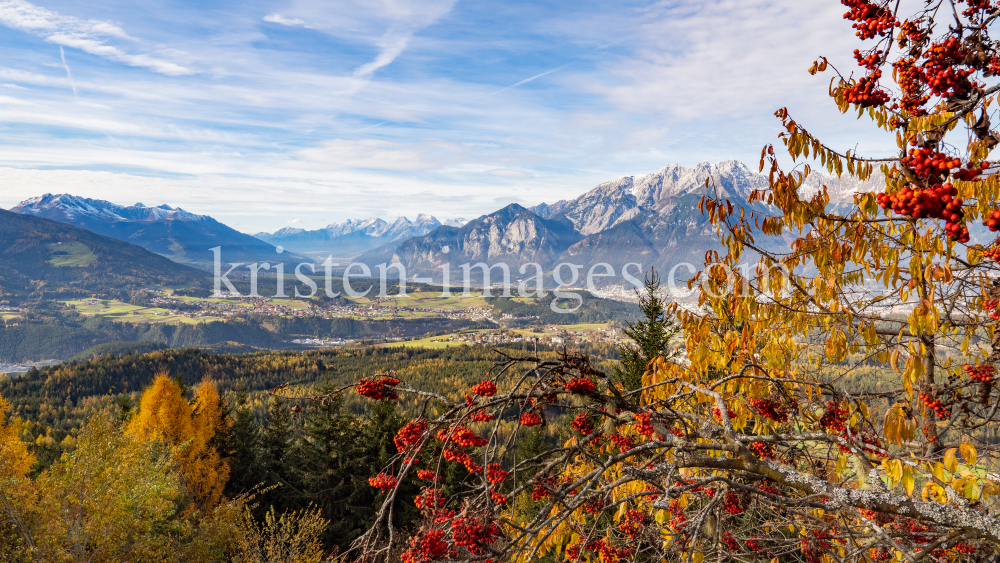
(613, 269, 681, 391)
(260, 395, 295, 513)
(222, 389, 264, 498)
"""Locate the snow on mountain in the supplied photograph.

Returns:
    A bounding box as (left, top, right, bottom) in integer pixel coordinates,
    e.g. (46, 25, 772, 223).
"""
(12, 193, 206, 223)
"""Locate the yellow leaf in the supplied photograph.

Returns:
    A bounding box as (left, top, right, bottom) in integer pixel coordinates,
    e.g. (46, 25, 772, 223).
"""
(959, 442, 977, 467)
(944, 448, 959, 473)
(932, 462, 945, 482)
(902, 467, 915, 497)
(693, 552, 704, 563)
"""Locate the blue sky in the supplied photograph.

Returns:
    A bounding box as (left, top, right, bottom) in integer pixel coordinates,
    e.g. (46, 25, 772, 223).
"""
(0, 0, 895, 232)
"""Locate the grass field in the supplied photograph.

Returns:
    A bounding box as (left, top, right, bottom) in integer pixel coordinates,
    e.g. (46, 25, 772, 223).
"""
(60, 299, 223, 324)
(353, 290, 490, 310)
(383, 333, 471, 349)
(48, 242, 95, 267)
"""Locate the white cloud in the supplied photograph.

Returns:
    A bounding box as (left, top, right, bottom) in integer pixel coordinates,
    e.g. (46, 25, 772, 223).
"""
(296, 139, 443, 171)
(263, 13, 307, 27)
(0, 0, 192, 75)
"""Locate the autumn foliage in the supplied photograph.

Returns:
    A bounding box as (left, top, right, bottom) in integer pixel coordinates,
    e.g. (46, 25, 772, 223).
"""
(321, 2, 1000, 562)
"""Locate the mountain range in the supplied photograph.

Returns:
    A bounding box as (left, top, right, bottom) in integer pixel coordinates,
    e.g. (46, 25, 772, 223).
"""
(7, 160, 884, 286)
(254, 214, 463, 259)
(355, 160, 872, 282)
(11, 194, 295, 269)
(0, 208, 206, 303)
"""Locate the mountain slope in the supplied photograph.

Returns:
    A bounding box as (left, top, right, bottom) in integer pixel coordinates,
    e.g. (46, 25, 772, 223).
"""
(0, 208, 206, 302)
(11, 194, 292, 269)
(376, 204, 581, 278)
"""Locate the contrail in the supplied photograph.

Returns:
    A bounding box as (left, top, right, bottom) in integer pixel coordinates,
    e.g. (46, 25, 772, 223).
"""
(59, 47, 78, 99)
(489, 62, 574, 96)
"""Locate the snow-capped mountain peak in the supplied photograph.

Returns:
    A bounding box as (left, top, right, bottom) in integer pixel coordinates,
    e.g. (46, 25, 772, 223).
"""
(10, 194, 206, 223)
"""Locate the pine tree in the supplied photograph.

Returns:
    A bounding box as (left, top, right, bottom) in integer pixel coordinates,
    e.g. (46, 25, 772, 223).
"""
(613, 269, 680, 391)
(260, 395, 295, 513)
(222, 389, 264, 498)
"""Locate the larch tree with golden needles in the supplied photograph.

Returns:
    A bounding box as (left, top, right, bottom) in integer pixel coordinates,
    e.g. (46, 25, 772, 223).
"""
(129, 372, 230, 510)
(284, 2, 1000, 562)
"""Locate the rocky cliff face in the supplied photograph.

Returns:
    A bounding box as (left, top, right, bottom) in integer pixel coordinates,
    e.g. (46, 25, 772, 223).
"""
(385, 204, 581, 275)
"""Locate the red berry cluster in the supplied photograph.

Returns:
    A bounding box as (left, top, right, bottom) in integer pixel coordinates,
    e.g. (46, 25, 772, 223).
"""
(436, 426, 488, 448)
(470, 380, 496, 397)
(919, 391, 952, 418)
(610, 433, 634, 453)
(485, 463, 508, 485)
(961, 0, 998, 16)
(875, 183, 968, 242)
(922, 38, 977, 98)
(469, 410, 495, 422)
(842, 0, 897, 39)
(567, 540, 631, 563)
(369, 472, 399, 492)
(854, 48, 883, 70)
(355, 376, 401, 400)
(712, 406, 736, 424)
(723, 490, 744, 515)
(571, 412, 593, 435)
(563, 378, 596, 393)
(721, 531, 741, 551)
(749, 440, 775, 460)
(583, 497, 606, 514)
(666, 498, 688, 531)
(954, 161, 988, 182)
(451, 514, 502, 556)
(899, 20, 926, 45)
(744, 537, 763, 552)
(757, 480, 781, 495)
(417, 469, 439, 481)
(490, 490, 507, 505)
(415, 488, 447, 510)
(984, 209, 1000, 234)
(632, 412, 659, 439)
(820, 401, 849, 434)
(843, 71, 891, 108)
(893, 57, 930, 115)
(443, 448, 482, 473)
(902, 147, 961, 183)
(748, 397, 789, 422)
(619, 509, 649, 540)
(964, 363, 996, 383)
(395, 419, 428, 452)
(531, 477, 557, 500)
(983, 299, 1000, 320)
(519, 412, 543, 427)
(401, 529, 452, 563)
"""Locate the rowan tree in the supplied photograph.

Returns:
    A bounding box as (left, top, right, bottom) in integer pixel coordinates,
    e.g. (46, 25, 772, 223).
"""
(317, 2, 1000, 562)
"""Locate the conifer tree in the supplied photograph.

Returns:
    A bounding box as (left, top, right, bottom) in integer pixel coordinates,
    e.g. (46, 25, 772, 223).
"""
(223, 390, 265, 498)
(613, 269, 680, 391)
(259, 395, 295, 513)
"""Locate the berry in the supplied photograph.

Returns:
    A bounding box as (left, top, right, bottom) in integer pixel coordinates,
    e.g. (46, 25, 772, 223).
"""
(415, 488, 447, 510)
(395, 419, 428, 452)
(919, 391, 952, 418)
(748, 397, 789, 422)
(436, 426, 489, 448)
(355, 376, 401, 400)
(369, 472, 399, 492)
(485, 462, 508, 485)
(470, 380, 496, 397)
(723, 490, 744, 515)
(520, 412, 543, 427)
(563, 378, 596, 393)
(749, 440, 775, 459)
(571, 412, 594, 435)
